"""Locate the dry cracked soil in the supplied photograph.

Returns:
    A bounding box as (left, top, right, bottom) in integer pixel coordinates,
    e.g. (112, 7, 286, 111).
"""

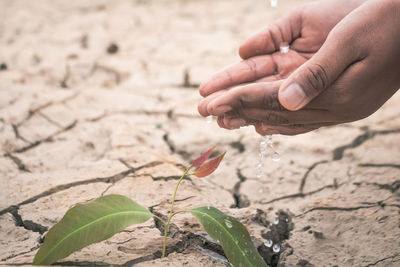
(1, 0, 399, 266)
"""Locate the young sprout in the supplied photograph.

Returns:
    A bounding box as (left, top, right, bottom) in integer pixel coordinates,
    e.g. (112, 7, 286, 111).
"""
(161, 147, 226, 257)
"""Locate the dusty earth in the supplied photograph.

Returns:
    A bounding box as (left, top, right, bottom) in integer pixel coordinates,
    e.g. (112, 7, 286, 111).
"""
(1, 0, 399, 266)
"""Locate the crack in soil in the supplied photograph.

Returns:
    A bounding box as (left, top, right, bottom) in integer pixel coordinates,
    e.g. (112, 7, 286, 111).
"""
(87, 109, 199, 123)
(4, 153, 30, 172)
(37, 110, 64, 128)
(359, 163, 400, 169)
(296, 198, 399, 217)
(15, 93, 79, 128)
(364, 253, 400, 267)
(11, 124, 29, 143)
(353, 180, 400, 193)
(161, 133, 190, 160)
(12, 120, 77, 154)
(258, 210, 294, 267)
(0, 161, 162, 217)
(7, 205, 48, 234)
(231, 168, 250, 208)
(298, 160, 328, 193)
(147, 208, 227, 263)
(259, 181, 343, 205)
(332, 128, 400, 160)
(0, 244, 40, 262)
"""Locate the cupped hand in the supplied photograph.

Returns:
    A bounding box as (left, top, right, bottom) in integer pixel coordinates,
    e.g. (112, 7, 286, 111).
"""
(199, 0, 365, 124)
(208, 0, 400, 135)
(198, 0, 367, 131)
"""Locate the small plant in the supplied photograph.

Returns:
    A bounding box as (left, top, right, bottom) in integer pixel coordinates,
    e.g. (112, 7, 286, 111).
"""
(33, 147, 268, 267)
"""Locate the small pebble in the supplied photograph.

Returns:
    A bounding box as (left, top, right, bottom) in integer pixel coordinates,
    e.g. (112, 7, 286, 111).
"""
(0, 63, 7, 70)
(107, 43, 119, 54)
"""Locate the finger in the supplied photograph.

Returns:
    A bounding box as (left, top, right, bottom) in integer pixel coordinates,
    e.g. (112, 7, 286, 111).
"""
(207, 81, 284, 116)
(198, 89, 228, 117)
(217, 116, 226, 128)
(254, 122, 336, 136)
(278, 22, 365, 111)
(216, 115, 247, 130)
(255, 125, 317, 136)
(238, 108, 334, 125)
(199, 55, 277, 97)
(239, 8, 302, 59)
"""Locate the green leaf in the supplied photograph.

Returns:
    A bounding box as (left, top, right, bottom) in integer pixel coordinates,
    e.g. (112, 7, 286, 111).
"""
(189, 206, 268, 267)
(33, 194, 153, 265)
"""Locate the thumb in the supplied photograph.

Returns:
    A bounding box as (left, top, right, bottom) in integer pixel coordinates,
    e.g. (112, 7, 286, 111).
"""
(278, 35, 359, 111)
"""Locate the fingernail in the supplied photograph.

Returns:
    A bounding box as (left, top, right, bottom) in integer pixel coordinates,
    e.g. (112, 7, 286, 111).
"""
(229, 118, 246, 129)
(280, 83, 307, 110)
(214, 105, 232, 114)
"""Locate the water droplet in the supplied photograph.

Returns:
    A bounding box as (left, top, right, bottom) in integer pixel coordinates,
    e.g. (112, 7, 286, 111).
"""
(264, 239, 273, 247)
(206, 116, 213, 124)
(258, 188, 263, 193)
(272, 151, 280, 162)
(285, 218, 289, 222)
(273, 243, 280, 253)
(224, 218, 233, 228)
(274, 218, 279, 225)
(207, 206, 210, 210)
(265, 135, 273, 146)
(280, 42, 289, 54)
(270, 0, 278, 7)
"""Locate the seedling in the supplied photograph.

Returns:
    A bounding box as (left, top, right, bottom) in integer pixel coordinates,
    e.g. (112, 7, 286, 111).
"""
(33, 147, 268, 267)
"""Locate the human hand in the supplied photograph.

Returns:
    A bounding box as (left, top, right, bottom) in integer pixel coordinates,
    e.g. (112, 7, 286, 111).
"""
(198, 0, 366, 132)
(268, 0, 400, 134)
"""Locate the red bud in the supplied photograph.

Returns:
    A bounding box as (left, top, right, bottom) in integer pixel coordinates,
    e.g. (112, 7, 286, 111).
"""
(191, 146, 215, 168)
(194, 152, 226, 178)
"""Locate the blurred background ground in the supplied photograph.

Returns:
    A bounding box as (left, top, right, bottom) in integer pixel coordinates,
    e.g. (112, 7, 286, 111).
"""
(0, 0, 399, 266)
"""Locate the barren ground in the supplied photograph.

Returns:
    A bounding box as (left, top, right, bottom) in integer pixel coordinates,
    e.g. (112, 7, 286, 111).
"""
(1, 0, 399, 266)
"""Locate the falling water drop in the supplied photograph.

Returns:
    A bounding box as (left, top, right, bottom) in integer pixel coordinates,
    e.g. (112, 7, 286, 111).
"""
(256, 135, 269, 179)
(206, 116, 213, 124)
(258, 188, 263, 193)
(207, 206, 210, 210)
(224, 218, 233, 228)
(280, 42, 289, 54)
(264, 239, 273, 247)
(274, 218, 279, 225)
(272, 151, 280, 162)
(272, 243, 281, 253)
(270, 0, 278, 7)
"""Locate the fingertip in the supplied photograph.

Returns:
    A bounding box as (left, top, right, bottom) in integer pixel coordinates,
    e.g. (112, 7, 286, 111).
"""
(278, 83, 308, 111)
(197, 101, 209, 117)
(238, 44, 250, 60)
(199, 83, 209, 97)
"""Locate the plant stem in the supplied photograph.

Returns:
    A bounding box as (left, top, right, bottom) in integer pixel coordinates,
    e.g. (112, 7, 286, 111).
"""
(153, 215, 167, 225)
(170, 210, 187, 219)
(161, 166, 192, 258)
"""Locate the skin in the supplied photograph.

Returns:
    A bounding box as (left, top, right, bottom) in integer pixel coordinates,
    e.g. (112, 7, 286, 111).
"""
(198, 0, 400, 135)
